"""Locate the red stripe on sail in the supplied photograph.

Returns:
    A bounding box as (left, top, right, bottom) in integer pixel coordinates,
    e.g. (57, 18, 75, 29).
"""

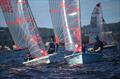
(40, 49, 48, 56)
(15, 43, 20, 49)
(75, 28, 81, 41)
(67, 26, 81, 41)
(60, 1, 65, 8)
(55, 35, 60, 44)
(75, 44, 82, 52)
(49, 9, 59, 13)
(16, 17, 23, 24)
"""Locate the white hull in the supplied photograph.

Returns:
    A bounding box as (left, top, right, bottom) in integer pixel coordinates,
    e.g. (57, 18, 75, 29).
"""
(23, 53, 57, 66)
(65, 53, 102, 66)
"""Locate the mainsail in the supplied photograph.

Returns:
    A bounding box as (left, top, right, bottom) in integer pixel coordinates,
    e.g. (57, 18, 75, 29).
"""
(0, 0, 26, 49)
(49, 0, 82, 52)
(90, 3, 106, 44)
(0, 0, 48, 58)
(49, 0, 64, 44)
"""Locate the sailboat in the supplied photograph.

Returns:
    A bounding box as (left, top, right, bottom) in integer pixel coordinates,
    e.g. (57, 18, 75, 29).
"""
(49, 0, 102, 66)
(0, 0, 53, 65)
(90, 3, 107, 45)
(90, 3, 115, 49)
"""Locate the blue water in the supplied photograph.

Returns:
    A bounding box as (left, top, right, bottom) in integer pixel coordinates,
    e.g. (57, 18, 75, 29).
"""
(0, 47, 120, 79)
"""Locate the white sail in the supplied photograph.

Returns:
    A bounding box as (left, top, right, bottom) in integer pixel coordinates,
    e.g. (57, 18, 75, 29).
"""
(49, 0, 82, 52)
(49, 0, 64, 44)
(0, 0, 26, 49)
(61, 0, 81, 52)
(0, 0, 48, 58)
(90, 3, 106, 44)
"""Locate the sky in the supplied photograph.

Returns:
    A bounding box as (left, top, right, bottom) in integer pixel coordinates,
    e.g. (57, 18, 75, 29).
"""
(0, 0, 120, 28)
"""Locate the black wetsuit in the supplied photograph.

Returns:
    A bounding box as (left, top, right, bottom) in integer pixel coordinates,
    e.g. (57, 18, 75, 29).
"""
(94, 40, 103, 53)
(48, 42, 55, 54)
(25, 54, 33, 61)
(82, 46, 87, 53)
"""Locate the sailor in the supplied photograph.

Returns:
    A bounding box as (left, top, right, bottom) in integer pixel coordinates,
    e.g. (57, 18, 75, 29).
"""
(82, 42, 88, 53)
(25, 53, 33, 61)
(47, 36, 56, 54)
(93, 35, 103, 53)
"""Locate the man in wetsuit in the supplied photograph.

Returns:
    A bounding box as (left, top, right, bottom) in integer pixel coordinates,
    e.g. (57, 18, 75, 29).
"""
(47, 36, 56, 54)
(93, 36, 103, 53)
(25, 52, 33, 61)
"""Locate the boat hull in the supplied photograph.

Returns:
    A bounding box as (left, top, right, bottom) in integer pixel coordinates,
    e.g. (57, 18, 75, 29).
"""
(23, 57, 50, 66)
(23, 53, 57, 65)
(65, 53, 102, 66)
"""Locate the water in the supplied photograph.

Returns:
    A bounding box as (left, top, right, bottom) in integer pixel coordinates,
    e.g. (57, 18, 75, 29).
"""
(0, 47, 120, 79)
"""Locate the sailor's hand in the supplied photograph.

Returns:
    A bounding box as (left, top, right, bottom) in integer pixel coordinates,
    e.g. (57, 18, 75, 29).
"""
(45, 42, 50, 47)
(94, 47, 101, 52)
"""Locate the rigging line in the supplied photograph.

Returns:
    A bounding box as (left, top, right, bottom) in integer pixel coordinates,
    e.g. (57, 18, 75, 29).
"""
(54, 20, 63, 38)
(53, 18, 62, 36)
(59, 28, 72, 43)
(54, 27, 63, 40)
(22, 1, 41, 49)
(29, 40, 43, 51)
(27, 1, 41, 37)
(58, 30, 64, 40)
